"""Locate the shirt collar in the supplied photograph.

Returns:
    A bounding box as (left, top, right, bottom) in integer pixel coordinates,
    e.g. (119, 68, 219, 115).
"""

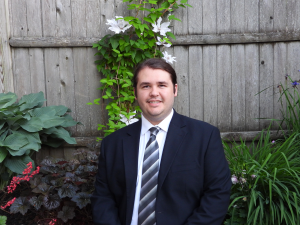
(141, 109, 174, 135)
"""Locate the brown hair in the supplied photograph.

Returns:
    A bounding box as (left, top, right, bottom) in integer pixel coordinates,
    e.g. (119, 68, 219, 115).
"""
(133, 58, 177, 93)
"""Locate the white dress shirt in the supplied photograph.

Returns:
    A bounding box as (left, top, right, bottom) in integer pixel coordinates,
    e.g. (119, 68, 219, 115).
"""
(130, 109, 174, 225)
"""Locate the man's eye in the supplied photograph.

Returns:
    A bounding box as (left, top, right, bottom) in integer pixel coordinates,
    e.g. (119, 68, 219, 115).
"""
(142, 85, 149, 88)
(159, 85, 166, 87)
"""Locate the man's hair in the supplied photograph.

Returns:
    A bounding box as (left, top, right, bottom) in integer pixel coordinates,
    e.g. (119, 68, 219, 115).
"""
(133, 58, 177, 93)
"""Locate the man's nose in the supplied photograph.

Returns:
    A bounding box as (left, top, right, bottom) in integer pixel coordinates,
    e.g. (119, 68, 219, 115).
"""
(150, 86, 159, 96)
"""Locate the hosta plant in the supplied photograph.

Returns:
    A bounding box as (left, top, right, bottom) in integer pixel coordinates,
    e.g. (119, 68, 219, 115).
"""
(0, 91, 79, 190)
(4, 149, 98, 224)
(224, 128, 300, 225)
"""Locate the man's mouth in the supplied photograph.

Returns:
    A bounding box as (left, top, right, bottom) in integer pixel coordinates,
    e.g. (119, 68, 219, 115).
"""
(147, 100, 162, 103)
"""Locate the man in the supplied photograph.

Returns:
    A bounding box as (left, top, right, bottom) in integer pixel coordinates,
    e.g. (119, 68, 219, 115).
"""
(91, 58, 232, 225)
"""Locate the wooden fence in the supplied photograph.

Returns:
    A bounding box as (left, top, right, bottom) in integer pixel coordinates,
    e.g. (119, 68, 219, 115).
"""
(1, 0, 300, 161)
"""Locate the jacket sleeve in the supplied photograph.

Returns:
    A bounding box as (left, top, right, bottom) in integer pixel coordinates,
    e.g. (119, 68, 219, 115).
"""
(91, 139, 122, 225)
(185, 127, 232, 225)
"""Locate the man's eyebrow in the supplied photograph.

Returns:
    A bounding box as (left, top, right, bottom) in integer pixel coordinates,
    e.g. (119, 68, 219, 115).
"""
(139, 82, 150, 86)
(139, 81, 168, 86)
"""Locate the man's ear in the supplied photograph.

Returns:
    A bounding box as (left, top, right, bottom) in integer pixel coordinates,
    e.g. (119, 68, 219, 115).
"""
(174, 84, 178, 97)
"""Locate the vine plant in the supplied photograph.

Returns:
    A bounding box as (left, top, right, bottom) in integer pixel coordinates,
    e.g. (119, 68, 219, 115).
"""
(88, 0, 191, 138)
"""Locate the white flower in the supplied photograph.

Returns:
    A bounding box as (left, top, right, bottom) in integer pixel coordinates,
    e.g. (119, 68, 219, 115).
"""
(162, 51, 176, 64)
(156, 37, 171, 47)
(239, 177, 247, 184)
(106, 16, 132, 34)
(152, 17, 171, 36)
(231, 175, 238, 184)
(120, 111, 138, 125)
(251, 174, 257, 179)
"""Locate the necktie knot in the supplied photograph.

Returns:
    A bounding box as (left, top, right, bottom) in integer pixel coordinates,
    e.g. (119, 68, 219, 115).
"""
(149, 127, 160, 136)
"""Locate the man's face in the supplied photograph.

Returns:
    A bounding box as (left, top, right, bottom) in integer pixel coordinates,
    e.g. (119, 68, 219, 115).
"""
(134, 67, 178, 125)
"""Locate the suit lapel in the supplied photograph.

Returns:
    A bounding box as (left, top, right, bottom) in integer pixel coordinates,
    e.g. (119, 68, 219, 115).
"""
(123, 120, 141, 225)
(157, 112, 187, 192)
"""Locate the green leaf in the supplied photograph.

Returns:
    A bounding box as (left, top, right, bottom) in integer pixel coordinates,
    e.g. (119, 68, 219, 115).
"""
(0, 92, 17, 109)
(48, 127, 76, 144)
(113, 49, 120, 54)
(57, 206, 76, 223)
(0, 216, 7, 225)
(46, 105, 69, 116)
(2, 133, 29, 150)
(18, 92, 46, 111)
(166, 32, 176, 40)
(4, 155, 34, 174)
(180, 0, 187, 3)
(61, 114, 79, 127)
(42, 136, 65, 148)
(144, 17, 154, 23)
(19, 117, 44, 132)
(0, 147, 8, 163)
(110, 37, 119, 49)
(12, 130, 41, 143)
(168, 15, 181, 22)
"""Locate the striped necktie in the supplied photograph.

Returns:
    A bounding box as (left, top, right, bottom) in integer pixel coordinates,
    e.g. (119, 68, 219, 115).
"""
(138, 127, 160, 225)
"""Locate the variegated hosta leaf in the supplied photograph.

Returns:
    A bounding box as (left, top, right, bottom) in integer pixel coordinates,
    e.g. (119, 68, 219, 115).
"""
(10, 197, 31, 215)
(29, 195, 44, 210)
(58, 184, 79, 198)
(57, 206, 76, 222)
(43, 194, 60, 210)
(71, 192, 92, 209)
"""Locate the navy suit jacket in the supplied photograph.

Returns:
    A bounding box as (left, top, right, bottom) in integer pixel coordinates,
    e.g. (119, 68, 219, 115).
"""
(91, 111, 231, 225)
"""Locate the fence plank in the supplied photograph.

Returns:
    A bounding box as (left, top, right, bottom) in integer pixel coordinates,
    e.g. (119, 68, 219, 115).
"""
(189, 46, 203, 121)
(273, 43, 287, 129)
(217, 0, 230, 34)
(203, 46, 217, 126)
(0, 0, 14, 93)
(11, 31, 300, 47)
(174, 3, 188, 35)
(287, 0, 298, 32)
(245, 44, 259, 131)
(231, 45, 245, 131)
(203, 0, 217, 34)
(259, 0, 273, 32)
(259, 44, 274, 129)
(26, 0, 45, 94)
(99, 0, 115, 36)
(174, 46, 189, 117)
(217, 45, 231, 132)
(87, 0, 101, 37)
(188, 0, 202, 34)
(245, 0, 259, 32)
(274, 0, 287, 32)
(11, 0, 30, 96)
(231, 0, 244, 33)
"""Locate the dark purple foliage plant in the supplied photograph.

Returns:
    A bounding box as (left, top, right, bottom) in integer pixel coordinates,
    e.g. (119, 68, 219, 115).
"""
(6, 148, 98, 224)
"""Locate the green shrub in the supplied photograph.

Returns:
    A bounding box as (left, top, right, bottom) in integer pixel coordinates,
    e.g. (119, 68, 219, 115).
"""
(224, 129, 300, 225)
(0, 92, 80, 190)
